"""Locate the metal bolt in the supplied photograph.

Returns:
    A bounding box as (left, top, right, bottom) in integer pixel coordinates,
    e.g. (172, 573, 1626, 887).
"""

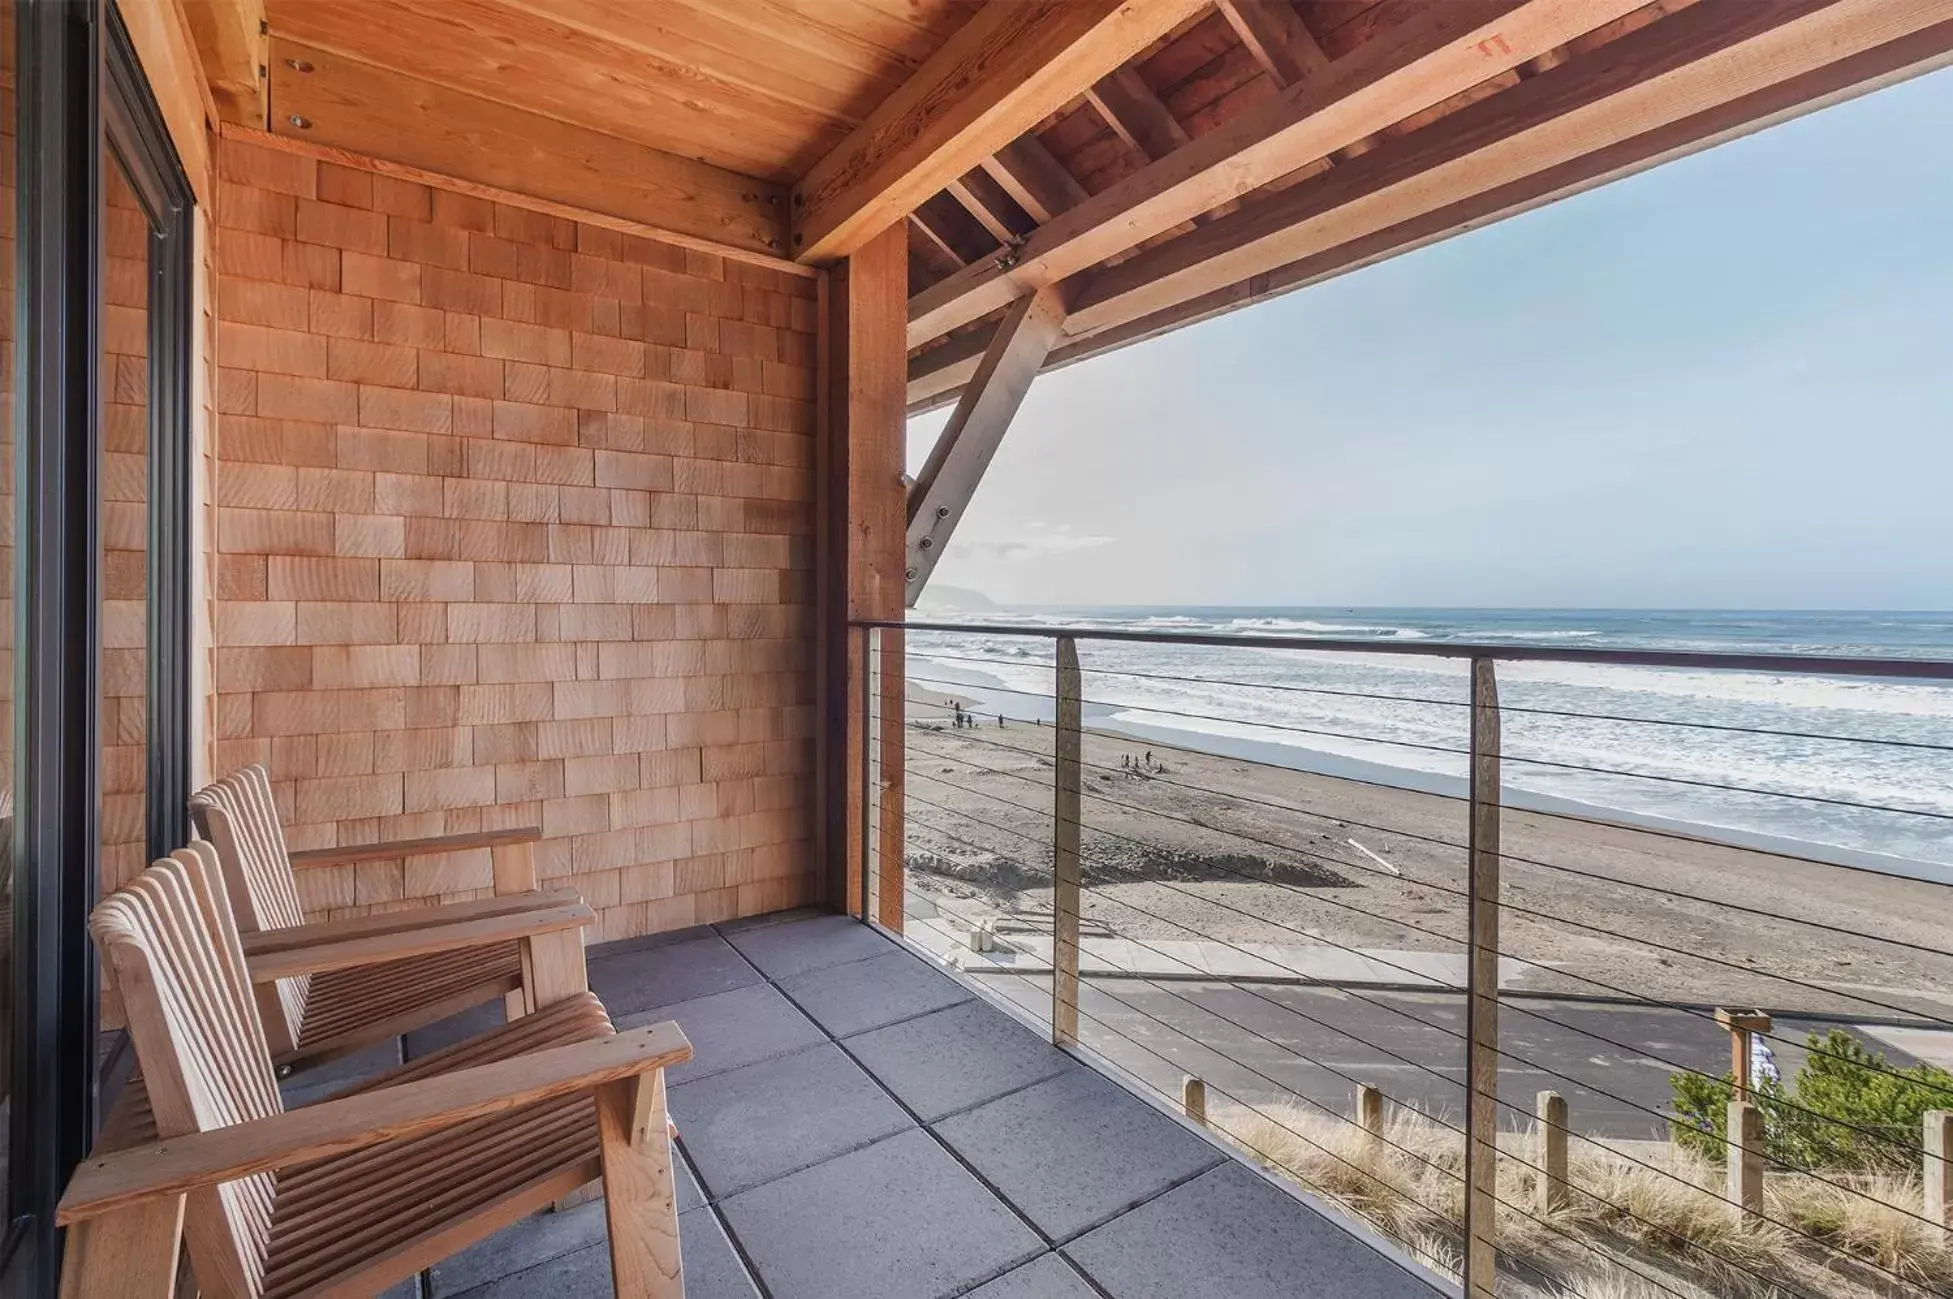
(285, 58, 313, 73)
(794, 233, 804, 246)
(918, 537, 933, 551)
(287, 114, 312, 129)
(905, 567, 918, 581)
(935, 505, 950, 519)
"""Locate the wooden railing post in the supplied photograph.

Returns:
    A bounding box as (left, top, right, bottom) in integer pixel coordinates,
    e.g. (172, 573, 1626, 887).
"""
(1925, 1110, 1952, 1228)
(1464, 656, 1502, 1299)
(1182, 1075, 1207, 1126)
(1536, 1090, 1569, 1214)
(1052, 636, 1082, 1046)
(1357, 1083, 1384, 1144)
(1727, 1100, 1765, 1216)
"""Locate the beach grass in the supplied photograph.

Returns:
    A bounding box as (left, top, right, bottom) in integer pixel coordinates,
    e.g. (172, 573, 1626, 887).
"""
(1216, 1100, 1952, 1297)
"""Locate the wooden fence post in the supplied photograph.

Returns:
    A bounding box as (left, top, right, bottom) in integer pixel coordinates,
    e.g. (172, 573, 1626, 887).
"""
(1536, 1090, 1569, 1214)
(1727, 1100, 1764, 1216)
(1182, 1075, 1207, 1126)
(1357, 1083, 1383, 1143)
(1926, 1110, 1952, 1228)
(1052, 636, 1082, 1047)
(1715, 1008, 1772, 1101)
(1464, 656, 1502, 1299)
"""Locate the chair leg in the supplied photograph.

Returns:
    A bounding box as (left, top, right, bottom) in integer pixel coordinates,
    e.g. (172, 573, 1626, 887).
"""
(596, 1071, 683, 1298)
(519, 927, 588, 1010)
(58, 1195, 185, 1299)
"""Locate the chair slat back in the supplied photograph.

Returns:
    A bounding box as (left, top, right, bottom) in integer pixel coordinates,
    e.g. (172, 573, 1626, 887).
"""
(189, 765, 310, 1052)
(94, 841, 283, 1297)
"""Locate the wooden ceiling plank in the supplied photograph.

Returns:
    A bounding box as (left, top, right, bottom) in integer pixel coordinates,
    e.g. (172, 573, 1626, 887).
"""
(905, 286, 1069, 605)
(905, 0, 1655, 347)
(790, 0, 1210, 263)
(981, 136, 1092, 224)
(1215, 0, 1330, 87)
(912, 0, 1953, 412)
(269, 41, 786, 257)
(269, 0, 827, 180)
(1085, 65, 1192, 161)
(184, 0, 269, 127)
(1061, 0, 1932, 336)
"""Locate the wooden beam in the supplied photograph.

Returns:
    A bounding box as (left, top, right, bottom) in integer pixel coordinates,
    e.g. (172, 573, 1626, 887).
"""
(117, 0, 216, 200)
(1063, 0, 1928, 337)
(1086, 66, 1191, 161)
(269, 41, 785, 257)
(912, 9, 1953, 414)
(905, 286, 1068, 605)
(945, 168, 1031, 245)
(183, 0, 268, 127)
(908, 325, 997, 409)
(790, 0, 1208, 262)
(1217, 0, 1329, 88)
(980, 136, 1090, 224)
(908, 214, 966, 282)
(814, 225, 908, 921)
(906, 0, 1649, 347)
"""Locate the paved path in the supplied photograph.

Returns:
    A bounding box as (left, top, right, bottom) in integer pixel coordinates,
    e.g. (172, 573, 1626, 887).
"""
(903, 920, 1935, 1142)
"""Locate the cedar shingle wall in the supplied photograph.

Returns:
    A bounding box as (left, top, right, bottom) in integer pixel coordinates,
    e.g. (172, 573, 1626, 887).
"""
(209, 137, 819, 939)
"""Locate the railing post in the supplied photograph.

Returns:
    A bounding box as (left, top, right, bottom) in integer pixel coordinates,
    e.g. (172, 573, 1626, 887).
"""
(1357, 1083, 1384, 1144)
(1182, 1075, 1207, 1126)
(1536, 1090, 1569, 1214)
(1052, 635, 1082, 1047)
(1727, 1100, 1765, 1216)
(1464, 656, 1502, 1299)
(862, 625, 882, 924)
(1925, 1110, 1952, 1228)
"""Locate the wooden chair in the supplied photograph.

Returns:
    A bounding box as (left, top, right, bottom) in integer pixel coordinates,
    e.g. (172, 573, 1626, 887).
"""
(190, 764, 564, 1068)
(59, 842, 691, 1298)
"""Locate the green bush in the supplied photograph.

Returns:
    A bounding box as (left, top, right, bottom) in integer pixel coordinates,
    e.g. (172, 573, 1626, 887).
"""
(1668, 1029, 1953, 1173)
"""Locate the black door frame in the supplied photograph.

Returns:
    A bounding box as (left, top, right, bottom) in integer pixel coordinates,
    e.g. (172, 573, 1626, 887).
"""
(4, 1, 192, 1291)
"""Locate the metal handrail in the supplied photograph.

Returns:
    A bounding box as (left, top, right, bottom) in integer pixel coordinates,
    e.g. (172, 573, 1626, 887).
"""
(859, 617, 1953, 680)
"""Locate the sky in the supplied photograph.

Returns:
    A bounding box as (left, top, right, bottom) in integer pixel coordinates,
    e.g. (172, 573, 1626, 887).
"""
(908, 66, 1953, 612)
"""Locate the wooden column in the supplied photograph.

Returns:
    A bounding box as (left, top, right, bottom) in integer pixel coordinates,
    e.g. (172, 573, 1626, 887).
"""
(815, 223, 908, 924)
(1357, 1083, 1384, 1143)
(1052, 636, 1083, 1046)
(1464, 656, 1502, 1299)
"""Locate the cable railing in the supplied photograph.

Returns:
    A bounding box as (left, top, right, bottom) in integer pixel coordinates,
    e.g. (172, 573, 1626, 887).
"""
(852, 617, 1953, 1299)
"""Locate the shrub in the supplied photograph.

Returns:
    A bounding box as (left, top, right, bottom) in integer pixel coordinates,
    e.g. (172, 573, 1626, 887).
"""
(1669, 1029, 1953, 1172)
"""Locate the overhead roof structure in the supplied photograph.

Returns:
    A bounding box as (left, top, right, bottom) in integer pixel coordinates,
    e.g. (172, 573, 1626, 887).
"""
(206, 0, 1953, 600)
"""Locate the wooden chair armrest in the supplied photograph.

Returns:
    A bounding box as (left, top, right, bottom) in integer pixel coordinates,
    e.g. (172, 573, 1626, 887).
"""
(246, 901, 594, 982)
(240, 889, 583, 958)
(286, 825, 542, 870)
(58, 1022, 692, 1226)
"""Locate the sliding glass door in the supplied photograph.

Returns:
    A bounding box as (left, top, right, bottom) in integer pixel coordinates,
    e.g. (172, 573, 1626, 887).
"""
(4, 3, 191, 1290)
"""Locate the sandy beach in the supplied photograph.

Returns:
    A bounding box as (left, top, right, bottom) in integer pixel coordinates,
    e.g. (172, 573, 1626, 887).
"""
(900, 686, 1953, 1021)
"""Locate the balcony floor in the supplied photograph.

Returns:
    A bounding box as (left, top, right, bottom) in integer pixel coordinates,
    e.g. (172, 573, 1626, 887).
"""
(292, 910, 1446, 1299)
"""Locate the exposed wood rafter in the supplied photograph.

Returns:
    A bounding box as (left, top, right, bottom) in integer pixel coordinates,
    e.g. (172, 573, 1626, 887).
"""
(906, 0, 1658, 348)
(1061, 0, 1926, 338)
(905, 287, 1069, 605)
(184, 0, 270, 127)
(945, 168, 1030, 245)
(1086, 66, 1192, 161)
(913, 4, 1953, 414)
(1216, 0, 1330, 88)
(790, 0, 1208, 262)
(980, 137, 1090, 224)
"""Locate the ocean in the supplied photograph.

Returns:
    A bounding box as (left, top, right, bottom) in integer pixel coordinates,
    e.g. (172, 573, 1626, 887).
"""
(902, 608, 1953, 880)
